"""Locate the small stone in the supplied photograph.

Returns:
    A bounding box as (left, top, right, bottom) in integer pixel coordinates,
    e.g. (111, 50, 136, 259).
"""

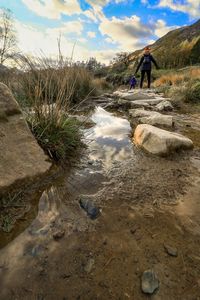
(141, 269, 159, 294)
(79, 198, 100, 220)
(53, 230, 65, 240)
(164, 243, 178, 257)
(60, 273, 71, 279)
(130, 224, 139, 234)
(84, 258, 95, 273)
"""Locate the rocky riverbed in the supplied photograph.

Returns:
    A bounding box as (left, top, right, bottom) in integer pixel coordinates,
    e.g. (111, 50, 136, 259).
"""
(1, 89, 200, 299)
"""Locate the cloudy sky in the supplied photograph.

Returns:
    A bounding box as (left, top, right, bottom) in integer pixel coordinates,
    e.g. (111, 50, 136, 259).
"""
(0, 0, 199, 64)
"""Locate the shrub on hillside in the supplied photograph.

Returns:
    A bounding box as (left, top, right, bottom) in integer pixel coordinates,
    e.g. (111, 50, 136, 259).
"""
(184, 81, 200, 103)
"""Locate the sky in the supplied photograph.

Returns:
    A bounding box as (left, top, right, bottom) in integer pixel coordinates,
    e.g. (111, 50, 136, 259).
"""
(0, 0, 199, 64)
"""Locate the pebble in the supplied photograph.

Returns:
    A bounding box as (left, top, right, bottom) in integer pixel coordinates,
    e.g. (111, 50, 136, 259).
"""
(84, 258, 95, 273)
(141, 269, 159, 294)
(79, 198, 100, 220)
(53, 230, 65, 240)
(164, 243, 178, 257)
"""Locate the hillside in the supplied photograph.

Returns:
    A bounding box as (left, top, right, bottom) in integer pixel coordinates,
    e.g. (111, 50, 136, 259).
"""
(129, 19, 200, 69)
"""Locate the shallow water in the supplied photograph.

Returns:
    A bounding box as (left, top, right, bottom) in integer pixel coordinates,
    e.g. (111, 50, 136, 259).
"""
(0, 106, 134, 248)
(85, 106, 133, 170)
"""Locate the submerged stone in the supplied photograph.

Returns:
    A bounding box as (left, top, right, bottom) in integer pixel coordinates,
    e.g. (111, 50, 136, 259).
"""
(53, 230, 65, 241)
(79, 198, 100, 220)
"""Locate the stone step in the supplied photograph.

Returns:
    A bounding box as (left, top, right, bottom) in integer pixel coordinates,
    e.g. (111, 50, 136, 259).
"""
(134, 124, 193, 156)
(129, 109, 174, 127)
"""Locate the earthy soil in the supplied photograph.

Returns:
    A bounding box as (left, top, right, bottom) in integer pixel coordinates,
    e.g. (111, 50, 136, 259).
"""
(1, 91, 200, 300)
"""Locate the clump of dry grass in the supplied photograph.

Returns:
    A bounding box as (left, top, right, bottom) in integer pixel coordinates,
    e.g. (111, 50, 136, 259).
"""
(12, 54, 98, 161)
(154, 67, 200, 87)
(92, 77, 113, 93)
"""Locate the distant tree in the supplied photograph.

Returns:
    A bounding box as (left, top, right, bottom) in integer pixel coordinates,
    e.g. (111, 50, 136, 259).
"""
(86, 57, 99, 71)
(111, 52, 130, 67)
(0, 8, 17, 64)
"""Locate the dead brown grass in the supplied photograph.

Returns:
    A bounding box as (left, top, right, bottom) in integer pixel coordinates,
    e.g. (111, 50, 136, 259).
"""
(154, 67, 200, 87)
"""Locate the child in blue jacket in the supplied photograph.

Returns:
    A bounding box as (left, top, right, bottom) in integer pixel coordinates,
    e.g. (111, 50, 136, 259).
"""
(130, 75, 137, 89)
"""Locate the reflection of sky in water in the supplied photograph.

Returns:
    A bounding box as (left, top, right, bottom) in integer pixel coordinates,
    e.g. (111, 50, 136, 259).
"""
(85, 107, 133, 169)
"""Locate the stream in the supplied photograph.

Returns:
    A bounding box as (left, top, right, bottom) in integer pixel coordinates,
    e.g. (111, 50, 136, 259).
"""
(1, 92, 200, 299)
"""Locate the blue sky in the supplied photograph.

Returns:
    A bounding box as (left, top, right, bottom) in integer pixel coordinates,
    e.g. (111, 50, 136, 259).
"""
(0, 0, 199, 63)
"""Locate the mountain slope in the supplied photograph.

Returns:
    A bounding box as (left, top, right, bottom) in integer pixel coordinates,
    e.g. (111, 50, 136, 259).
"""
(129, 19, 200, 69)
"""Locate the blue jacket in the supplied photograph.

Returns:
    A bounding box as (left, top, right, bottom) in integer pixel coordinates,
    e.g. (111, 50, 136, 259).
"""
(136, 54, 158, 72)
(130, 76, 137, 85)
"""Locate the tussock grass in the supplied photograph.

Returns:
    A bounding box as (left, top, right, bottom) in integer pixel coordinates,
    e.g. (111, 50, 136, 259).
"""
(92, 77, 113, 93)
(154, 67, 200, 87)
(1, 54, 104, 161)
(154, 67, 200, 105)
(16, 54, 98, 161)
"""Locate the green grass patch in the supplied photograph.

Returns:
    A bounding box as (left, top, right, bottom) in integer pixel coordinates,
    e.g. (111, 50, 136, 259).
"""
(28, 113, 84, 161)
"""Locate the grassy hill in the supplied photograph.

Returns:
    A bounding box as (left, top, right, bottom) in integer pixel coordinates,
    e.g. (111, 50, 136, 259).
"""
(129, 19, 200, 69)
(107, 19, 200, 84)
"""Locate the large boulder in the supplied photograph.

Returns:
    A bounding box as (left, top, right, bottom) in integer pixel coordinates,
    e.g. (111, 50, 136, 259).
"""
(134, 124, 193, 155)
(0, 83, 51, 193)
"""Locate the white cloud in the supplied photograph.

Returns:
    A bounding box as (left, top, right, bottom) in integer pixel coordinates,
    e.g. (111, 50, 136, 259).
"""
(15, 21, 86, 58)
(99, 15, 153, 50)
(154, 19, 179, 38)
(87, 31, 96, 38)
(78, 38, 87, 43)
(158, 0, 200, 18)
(105, 37, 117, 44)
(83, 0, 131, 22)
(14, 20, 116, 64)
(22, 0, 82, 19)
(46, 21, 84, 37)
(94, 49, 117, 63)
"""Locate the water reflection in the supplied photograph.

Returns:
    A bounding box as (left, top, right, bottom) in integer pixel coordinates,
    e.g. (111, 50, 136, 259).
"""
(85, 107, 133, 169)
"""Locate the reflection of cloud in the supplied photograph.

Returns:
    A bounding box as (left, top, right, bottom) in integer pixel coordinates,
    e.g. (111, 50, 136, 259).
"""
(89, 143, 133, 169)
(91, 107, 131, 141)
(86, 107, 133, 169)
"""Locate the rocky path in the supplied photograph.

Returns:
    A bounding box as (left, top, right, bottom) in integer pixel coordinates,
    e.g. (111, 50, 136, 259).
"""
(1, 89, 200, 299)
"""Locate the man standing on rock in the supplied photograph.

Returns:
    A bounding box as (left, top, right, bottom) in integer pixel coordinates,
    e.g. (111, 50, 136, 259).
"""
(135, 46, 159, 89)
